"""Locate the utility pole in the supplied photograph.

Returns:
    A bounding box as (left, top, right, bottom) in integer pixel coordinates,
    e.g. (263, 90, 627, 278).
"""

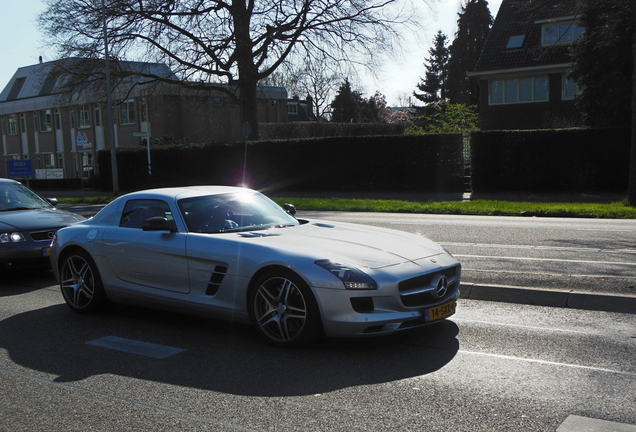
(102, 0, 119, 196)
(629, 1, 636, 206)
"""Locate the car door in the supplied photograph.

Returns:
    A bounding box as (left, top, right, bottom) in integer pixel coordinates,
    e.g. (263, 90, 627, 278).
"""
(102, 198, 190, 293)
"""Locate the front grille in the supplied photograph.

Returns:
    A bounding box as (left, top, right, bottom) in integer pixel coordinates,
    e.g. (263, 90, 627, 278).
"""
(398, 265, 461, 307)
(29, 229, 59, 242)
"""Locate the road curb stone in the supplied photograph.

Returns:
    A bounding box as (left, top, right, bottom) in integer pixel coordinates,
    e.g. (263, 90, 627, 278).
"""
(461, 283, 636, 314)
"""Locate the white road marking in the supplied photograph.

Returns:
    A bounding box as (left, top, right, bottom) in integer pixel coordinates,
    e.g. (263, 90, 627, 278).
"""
(459, 350, 636, 377)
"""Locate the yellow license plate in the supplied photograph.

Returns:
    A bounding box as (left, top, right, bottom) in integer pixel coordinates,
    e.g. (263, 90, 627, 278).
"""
(42, 247, 51, 257)
(425, 300, 456, 322)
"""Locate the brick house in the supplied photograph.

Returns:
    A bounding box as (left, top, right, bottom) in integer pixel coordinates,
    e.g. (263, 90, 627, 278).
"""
(468, 0, 584, 130)
(0, 59, 289, 179)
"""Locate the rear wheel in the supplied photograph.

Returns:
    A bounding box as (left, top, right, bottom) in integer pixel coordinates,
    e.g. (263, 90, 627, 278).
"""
(59, 250, 107, 313)
(249, 270, 321, 347)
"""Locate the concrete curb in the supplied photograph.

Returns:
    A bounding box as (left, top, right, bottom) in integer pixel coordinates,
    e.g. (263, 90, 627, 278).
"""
(460, 283, 636, 314)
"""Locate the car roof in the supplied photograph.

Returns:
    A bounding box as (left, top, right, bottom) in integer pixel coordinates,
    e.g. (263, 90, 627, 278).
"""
(117, 185, 254, 201)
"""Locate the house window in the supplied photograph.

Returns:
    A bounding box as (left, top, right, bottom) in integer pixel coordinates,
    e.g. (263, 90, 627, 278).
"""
(42, 153, 55, 169)
(55, 109, 62, 130)
(506, 35, 525, 49)
(40, 110, 53, 132)
(287, 103, 298, 115)
(94, 105, 102, 127)
(542, 21, 584, 46)
(489, 76, 548, 105)
(120, 99, 136, 125)
(562, 75, 582, 100)
(20, 114, 27, 133)
(6, 115, 17, 135)
(78, 105, 91, 128)
(82, 152, 93, 179)
(57, 153, 65, 170)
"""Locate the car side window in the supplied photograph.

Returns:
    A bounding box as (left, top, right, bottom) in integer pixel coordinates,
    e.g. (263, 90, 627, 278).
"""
(119, 199, 172, 229)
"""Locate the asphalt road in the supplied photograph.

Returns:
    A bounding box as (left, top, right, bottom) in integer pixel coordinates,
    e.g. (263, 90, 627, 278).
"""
(1, 272, 635, 431)
(57, 205, 636, 312)
(297, 211, 636, 310)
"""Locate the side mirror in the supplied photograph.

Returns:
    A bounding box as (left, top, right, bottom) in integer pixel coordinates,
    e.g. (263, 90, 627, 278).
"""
(284, 203, 297, 216)
(47, 198, 59, 207)
(142, 217, 175, 232)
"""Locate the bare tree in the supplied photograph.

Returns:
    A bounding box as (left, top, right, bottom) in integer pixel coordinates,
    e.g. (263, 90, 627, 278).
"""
(261, 55, 345, 121)
(40, 0, 418, 139)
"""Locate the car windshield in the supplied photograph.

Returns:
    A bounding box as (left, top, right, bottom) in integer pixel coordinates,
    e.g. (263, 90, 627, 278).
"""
(0, 183, 51, 212)
(178, 191, 299, 233)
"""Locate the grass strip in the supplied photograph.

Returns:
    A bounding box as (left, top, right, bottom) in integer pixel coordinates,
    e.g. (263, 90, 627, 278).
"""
(56, 196, 636, 219)
(270, 197, 636, 219)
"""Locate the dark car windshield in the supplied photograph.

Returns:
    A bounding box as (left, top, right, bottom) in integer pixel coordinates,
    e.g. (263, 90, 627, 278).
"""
(178, 191, 299, 233)
(0, 182, 51, 212)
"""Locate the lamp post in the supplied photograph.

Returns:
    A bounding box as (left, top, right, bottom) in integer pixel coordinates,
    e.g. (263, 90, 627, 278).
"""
(102, 0, 119, 196)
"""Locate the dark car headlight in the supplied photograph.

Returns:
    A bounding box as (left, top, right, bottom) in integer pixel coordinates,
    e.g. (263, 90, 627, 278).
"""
(0, 232, 26, 243)
(315, 259, 377, 290)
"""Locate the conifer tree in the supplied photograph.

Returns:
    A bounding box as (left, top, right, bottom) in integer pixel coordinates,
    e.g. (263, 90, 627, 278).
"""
(447, 0, 493, 105)
(414, 31, 449, 105)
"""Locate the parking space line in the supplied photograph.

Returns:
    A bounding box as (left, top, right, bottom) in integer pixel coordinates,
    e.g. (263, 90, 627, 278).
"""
(85, 336, 186, 359)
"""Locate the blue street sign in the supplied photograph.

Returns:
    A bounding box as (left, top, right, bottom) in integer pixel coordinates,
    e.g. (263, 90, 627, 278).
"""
(7, 160, 33, 179)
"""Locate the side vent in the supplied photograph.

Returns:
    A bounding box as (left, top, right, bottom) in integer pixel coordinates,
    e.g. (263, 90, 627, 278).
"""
(206, 266, 227, 296)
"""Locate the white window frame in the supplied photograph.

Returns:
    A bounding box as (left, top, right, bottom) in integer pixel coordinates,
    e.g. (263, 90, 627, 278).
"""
(541, 21, 584, 46)
(489, 76, 549, 105)
(41, 153, 55, 169)
(94, 104, 102, 127)
(119, 99, 136, 125)
(287, 102, 299, 115)
(40, 109, 53, 132)
(7, 115, 18, 135)
(54, 109, 62, 130)
(562, 75, 582, 100)
(78, 105, 91, 128)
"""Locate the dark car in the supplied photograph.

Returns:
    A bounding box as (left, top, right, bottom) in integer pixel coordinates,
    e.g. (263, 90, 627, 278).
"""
(0, 178, 86, 270)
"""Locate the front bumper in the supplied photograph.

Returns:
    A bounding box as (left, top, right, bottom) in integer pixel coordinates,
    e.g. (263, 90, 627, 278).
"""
(0, 240, 52, 269)
(314, 258, 462, 338)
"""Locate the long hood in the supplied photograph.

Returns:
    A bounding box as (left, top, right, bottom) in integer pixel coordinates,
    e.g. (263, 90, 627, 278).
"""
(0, 208, 86, 231)
(239, 219, 443, 269)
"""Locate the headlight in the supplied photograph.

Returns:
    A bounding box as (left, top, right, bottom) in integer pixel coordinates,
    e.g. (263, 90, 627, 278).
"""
(0, 232, 26, 243)
(315, 259, 377, 290)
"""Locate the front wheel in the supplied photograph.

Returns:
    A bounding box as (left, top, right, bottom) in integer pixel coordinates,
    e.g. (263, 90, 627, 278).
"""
(59, 250, 107, 313)
(249, 270, 321, 347)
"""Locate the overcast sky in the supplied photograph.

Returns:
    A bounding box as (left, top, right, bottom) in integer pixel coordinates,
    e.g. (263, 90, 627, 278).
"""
(0, 0, 502, 106)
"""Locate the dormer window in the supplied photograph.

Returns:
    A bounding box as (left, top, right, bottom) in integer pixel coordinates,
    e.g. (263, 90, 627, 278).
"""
(506, 35, 525, 49)
(539, 17, 584, 46)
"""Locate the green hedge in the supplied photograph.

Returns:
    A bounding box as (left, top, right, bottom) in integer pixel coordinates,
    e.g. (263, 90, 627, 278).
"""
(260, 122, 407, 139)
(96, 134, 465, 193)
(471, 127, 630, 193)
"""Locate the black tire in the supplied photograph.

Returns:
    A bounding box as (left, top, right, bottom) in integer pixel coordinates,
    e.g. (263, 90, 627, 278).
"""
(59, 250, 108, 313)
(248, 269, 321, 348)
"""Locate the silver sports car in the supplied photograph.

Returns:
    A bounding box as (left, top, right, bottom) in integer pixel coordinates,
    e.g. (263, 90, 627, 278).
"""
(51, 186, 461, 347)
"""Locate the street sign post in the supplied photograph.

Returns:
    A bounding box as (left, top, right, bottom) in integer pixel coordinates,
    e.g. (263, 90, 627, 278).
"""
(131, 131, 152, 177)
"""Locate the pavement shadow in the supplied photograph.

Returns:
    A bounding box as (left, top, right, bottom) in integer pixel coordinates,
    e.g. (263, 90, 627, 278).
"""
(0, 303, 459, 397)
(0, 270, 57, 297)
